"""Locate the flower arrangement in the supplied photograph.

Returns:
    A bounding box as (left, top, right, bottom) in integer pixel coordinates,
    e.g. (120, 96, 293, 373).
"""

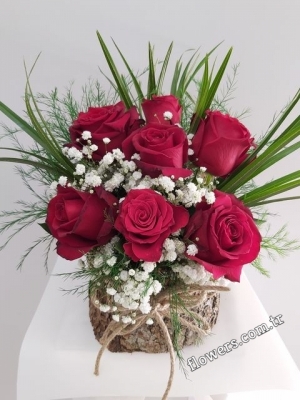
(1, 33, 300, 399)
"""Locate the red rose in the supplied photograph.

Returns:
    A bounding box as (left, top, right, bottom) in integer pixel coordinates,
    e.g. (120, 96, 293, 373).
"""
(114, 189, 189, 262)
(191, 111, 254, 176)
(122, 123, 191, 179)
(184, 190, 261, 282)
(142, 95, 182, 125)
(68, 102, 141, 161)
(46, 186, 118, 260)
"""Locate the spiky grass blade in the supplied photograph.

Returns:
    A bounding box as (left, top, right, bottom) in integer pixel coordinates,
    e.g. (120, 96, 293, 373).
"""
(0, 102, 53, 152)
(190, 56, 210, 132)
(220, 89, 300, 187)
(219, 117, 300, 193)
(112, 39, 145, 104)
(0, 157, 69, 175)
(170, 59, 183, 96)
(147, 43, 156, 98)
(190, 48, 233, 133)
(240, 171, 300, 206)
(96, 32, 133, 109)
(157, 42, 173, 95)
(182, 42, 223, 95)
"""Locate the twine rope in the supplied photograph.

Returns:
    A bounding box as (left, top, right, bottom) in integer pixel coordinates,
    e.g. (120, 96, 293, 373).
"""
(93, 284, 229, 400)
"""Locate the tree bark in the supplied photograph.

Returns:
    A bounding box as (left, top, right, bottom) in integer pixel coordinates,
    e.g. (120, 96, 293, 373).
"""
(89, 290, 220, 353)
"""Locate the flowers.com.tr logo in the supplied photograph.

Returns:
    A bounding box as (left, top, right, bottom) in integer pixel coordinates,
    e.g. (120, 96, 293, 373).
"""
(187, 314, 284, 371)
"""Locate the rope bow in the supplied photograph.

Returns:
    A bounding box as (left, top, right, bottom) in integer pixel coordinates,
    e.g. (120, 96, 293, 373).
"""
(93, 284, 229, 400)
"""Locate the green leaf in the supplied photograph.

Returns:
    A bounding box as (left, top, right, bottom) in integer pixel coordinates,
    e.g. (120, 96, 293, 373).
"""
(185, 91, 196, 105)
(251, 89, 300, 159)
(0, 102, 52, 151)
(147, 43, 156, 98)
(21, 56, 75, 174)
(221, 89, 300, 185)
(170, 59, 183, 96)
(205, 47, 233, 111)
(0, 157, 70, 175)
(182, 42, 223, 94)
(189, 56, 210, 132)
(175, 49, 200, 99)
(0, 147, 71, 176)
(112, 38, 145, 103)
(252, 196, 300, 206)
(98, 68, 119, 93)
(0, 101, 73, 175)
(189, 48, 233, 133)
(169, 43, 222, 100)
(0, 146, 52, 163)
(39, 222, 51, 234)
(96, 32, 133, 109)
(120, 74, 137, 105)
(252, 140, 300, 176)
(23, 92, 74, 174)
(219, 117, 300, 193)
(240, 170, 300, 206)
(24, 56, 63, 154)
(157, 42, 173, 95)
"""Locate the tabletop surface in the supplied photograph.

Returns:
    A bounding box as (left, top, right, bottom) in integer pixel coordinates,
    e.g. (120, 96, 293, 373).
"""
(17, 257, 300, 399)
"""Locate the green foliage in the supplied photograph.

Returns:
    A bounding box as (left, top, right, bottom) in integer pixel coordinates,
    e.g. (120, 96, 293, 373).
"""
(169, 289, 190, 378)
(240, 171, 300, 207)
(0, 79, 118, 269)
(0, 32, 299, 277)
(218, 90, 300, 204)
(251, 257, 270, 277)
(251, 224, 300, 277)
(0, 34, 299, 375)
(57, 264, 104, 298)
(111, 38, 145, 105)
(211, 63, 250, 118)
(170, 43, 222, 101)
(96, 33, 225, 115)
(261, 224, 300, 260)
(190, 48, 233, 133)
(96, 32, 133, 109)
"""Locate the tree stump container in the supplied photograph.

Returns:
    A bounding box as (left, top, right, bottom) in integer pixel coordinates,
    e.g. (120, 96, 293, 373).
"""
(89, 290, 220, 353)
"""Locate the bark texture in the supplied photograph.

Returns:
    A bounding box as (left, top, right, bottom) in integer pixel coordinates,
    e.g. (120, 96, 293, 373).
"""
(89, 290, 220, 353)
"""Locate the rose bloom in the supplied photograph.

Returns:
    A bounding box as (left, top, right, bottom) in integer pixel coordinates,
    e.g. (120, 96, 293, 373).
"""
(122, 123, 191, 179)
(142, 94, 182, 125)
(114, 189, 189, 262)
(67, 102, 141, 161)
(46, 186, 118, 260)
(184, 190, 261, 282)
(191, 110, 254, 176)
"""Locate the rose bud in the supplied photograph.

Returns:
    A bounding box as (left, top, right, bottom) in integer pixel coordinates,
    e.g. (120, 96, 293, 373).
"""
(191, 111, 254, 176)
(142, 95, 182, 125)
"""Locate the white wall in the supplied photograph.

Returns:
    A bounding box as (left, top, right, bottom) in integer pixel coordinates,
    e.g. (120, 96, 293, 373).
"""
(1, 0, 300, 399)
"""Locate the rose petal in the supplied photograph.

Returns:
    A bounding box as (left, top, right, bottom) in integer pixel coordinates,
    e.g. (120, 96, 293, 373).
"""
(56, 241, 94, 261)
